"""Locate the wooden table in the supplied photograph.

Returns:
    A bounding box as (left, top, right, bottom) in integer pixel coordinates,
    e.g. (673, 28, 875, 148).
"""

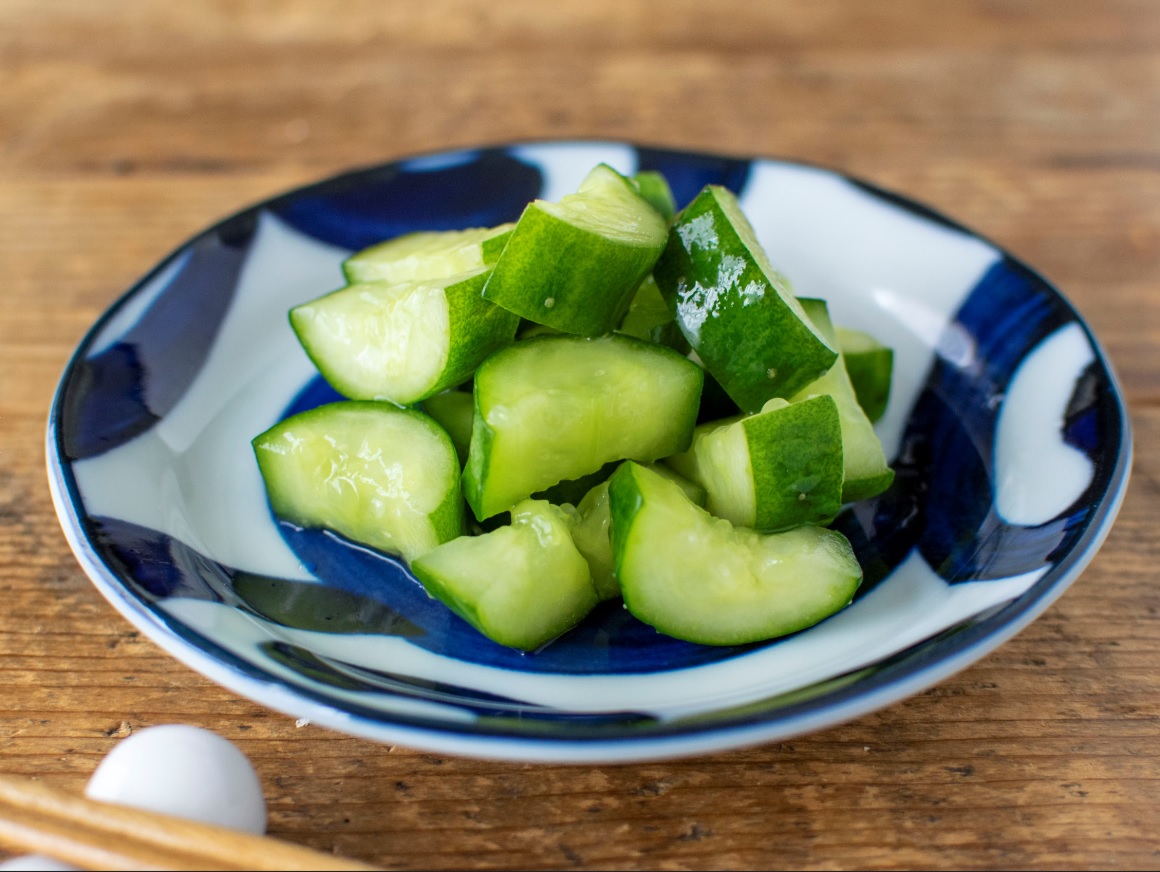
(2, 2, 1157, 868)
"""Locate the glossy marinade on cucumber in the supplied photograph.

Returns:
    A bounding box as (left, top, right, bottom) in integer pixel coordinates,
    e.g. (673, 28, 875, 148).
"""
(255, 164, 895, 652)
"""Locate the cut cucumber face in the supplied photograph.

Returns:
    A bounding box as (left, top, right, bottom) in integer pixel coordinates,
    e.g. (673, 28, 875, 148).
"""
(463, 334, 704, 520)
(290, 269, 519, 406)
(609, 462, 862, 646)
(836, 326, 893, 424)
(794, 299, 894, 502)
(482, 164, 669, 336)
(653, 185, 838, 411)
(678, 394, 844, 532)
(252, 402, 463, 562)
(568, 462, 706, 602)
(342, 225, 514, 285)
(410, 499, 597, 651)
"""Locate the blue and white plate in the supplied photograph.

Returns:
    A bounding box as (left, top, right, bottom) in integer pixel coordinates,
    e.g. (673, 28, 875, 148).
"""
(47, 142, 1131, 762)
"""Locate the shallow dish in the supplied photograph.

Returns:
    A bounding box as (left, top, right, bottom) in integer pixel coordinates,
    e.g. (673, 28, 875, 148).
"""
(47, 141, 1131, 763)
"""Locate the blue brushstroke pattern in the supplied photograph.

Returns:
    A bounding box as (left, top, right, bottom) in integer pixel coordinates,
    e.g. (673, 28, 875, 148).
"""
(61, 217, 254, 460)
(273, 150, 543, 250)
(837, 258, 1119, 588)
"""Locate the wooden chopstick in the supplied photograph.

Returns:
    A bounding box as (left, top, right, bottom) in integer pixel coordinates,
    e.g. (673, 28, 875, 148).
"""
(0, 775, 380, 871)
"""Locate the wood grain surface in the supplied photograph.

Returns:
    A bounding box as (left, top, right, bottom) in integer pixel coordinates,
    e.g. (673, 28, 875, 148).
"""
(1, 1, 1157, 869)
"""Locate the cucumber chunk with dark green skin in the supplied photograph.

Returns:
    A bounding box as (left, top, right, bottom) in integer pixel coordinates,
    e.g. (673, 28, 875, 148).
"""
(837, 326, 893, 423)
(482, 164, 669, 336)
(670, 394, 845, 532)
(568, 463, 706, 602)
(609, 462, 862, 646)
(411, 499, 597, 651)
(463, 334, 704, 520)
(653, 185, 838, 411)
(794, 299, 894, 502)
(252, 402, 463, 563)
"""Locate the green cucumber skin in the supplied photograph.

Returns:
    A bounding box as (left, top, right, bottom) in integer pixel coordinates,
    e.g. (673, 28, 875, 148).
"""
(842, 346, 893, 424)
(633, 171, 677, 223)
(462, 334, 704, 520)
(609, 462, 862, 646)
(252, 402, 463, 561)
(480, 228, 514, 264)
(795, 298, 894, 502)
(482, 205, 666, 337)
(653, 187, 838, 411)
(617, 275, 690, 354)
(439, 270, 521, 394)
(745, 394, 844, 531)
(421, 389, 474, 466)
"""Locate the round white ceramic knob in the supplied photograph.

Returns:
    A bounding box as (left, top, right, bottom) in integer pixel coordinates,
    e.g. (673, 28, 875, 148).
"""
(84, 724, 267, 835)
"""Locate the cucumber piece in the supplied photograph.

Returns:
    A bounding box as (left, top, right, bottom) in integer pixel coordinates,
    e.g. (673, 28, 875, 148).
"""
(342, 225, 514, 285)
(463, 334, 703, 520)
(653, 185, 838, 411)
(836, 326, 893, 423)
(252, 402, 463, 562)
(609, 462, 862, 646)
(482, 164, 669, 336)
(633, 170, 677, 223)
(411, 499, 597, 651)
(421, 389, 474, 466)
(290, 269, 519, 406)
(679, 395, 844, 531)
(794, 300, 894, 502)
(569, 463, 706, 602)
(617, 274, 690, 354)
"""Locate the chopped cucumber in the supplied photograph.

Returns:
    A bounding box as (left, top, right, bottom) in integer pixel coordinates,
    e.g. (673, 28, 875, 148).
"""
(421, 389, 474, 466)
(411, 499, 597, 651)
(482, 164, 669, 336)
(609, 462, 862, 645)
(290, 269, 519, 406)
(463, 334, 704, 520)
(617, 274, 690, 354)
(633, 170, 677, 223)
(653, 185, 838, 411)
(672, 395, 844, 531)
(837, 326, 893, 423)
(794, 299, 894, 502)
(568, 462, 706, 602)
(252, 402, 463, 562)
(342, 225, 514, 285)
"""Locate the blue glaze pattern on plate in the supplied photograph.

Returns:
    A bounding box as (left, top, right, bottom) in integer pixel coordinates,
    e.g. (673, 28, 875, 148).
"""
(47, 141, 1131, 762)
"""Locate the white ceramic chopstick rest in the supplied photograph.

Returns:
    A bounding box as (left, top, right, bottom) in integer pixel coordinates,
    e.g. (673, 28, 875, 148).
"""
(84, 725, 268, 835)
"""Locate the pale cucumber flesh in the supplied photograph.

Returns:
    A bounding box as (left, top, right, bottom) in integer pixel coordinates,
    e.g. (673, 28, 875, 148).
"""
(610, 463, 862, 646)
(410, 499, 597, 651)
(464, 334, 703, 519)
(252, 402, 463, 562)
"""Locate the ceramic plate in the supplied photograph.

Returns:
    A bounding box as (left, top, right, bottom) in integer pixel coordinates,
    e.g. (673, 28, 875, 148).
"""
(47, 142, 1131, 762)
